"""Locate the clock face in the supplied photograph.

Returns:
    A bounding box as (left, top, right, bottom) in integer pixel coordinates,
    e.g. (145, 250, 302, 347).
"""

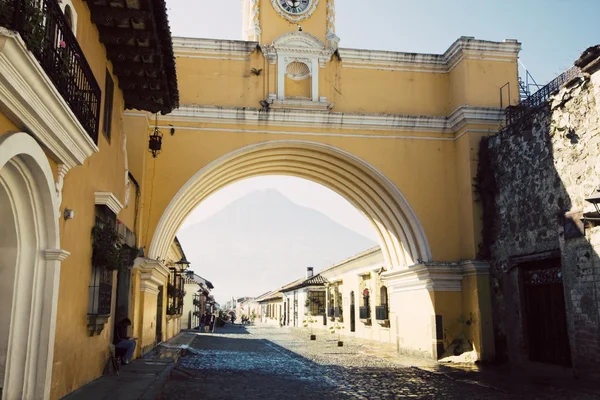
(278, 0, 311, 15)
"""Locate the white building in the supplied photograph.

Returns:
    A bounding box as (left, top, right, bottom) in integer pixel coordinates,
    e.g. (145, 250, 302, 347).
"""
(181, 273, 214, 330)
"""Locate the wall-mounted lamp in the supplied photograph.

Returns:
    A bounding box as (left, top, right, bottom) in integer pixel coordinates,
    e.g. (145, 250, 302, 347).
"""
(174, 257, 191, 269)
(585, 187, 600, 215)
(63, 208, 74, 220)
(582, 187, 600, 228)
(149, 114, 163, 158)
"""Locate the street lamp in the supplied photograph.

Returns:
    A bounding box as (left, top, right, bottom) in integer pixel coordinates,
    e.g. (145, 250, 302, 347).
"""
(149, 114, 163, 158)
(585, 188, 600, 215)
(174, 257, 191, 269)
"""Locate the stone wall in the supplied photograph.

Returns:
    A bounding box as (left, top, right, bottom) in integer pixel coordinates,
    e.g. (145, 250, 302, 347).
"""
(479, 48, 600, 376)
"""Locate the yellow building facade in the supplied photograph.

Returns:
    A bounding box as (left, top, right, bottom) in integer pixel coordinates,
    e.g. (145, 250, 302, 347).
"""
(0, 0, 520, 398)
(129, 0, 519, 363)
(0, 0, 181, 398)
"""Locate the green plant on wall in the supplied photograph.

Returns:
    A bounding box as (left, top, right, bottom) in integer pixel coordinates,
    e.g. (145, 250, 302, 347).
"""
(20, 0, 46, 55)
(91, 223, 124, 271)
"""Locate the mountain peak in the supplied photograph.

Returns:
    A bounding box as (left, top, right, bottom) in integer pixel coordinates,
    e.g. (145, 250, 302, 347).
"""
(177, 188, 376, 303)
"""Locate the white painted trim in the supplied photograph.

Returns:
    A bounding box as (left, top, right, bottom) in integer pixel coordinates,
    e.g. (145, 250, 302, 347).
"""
(0, 29, 98, 170)
(382, 260, 490, 293)
(94, 192, 124, 215)
(142, 123, 492, 142)
(148, 140, 432, 270)
(339, 38, 521, 73)
(0, 132, 62, 400)
(45, 249, 70, 262)
(150, 105, 504, 135)
(173, 37, 258, 58)
(320, 246, 383, 276)
(58, 1, 78, 36)
(134, 257, 171, 295)
(171, 36, 520, 75)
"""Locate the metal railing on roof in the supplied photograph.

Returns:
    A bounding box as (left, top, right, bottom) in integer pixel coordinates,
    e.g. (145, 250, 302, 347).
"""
(505, 66, 581, 129)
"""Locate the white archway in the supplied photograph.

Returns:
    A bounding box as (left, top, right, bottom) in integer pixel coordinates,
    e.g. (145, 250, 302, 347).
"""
(0, 132, 67, 400)
(149, 140, 431, 269)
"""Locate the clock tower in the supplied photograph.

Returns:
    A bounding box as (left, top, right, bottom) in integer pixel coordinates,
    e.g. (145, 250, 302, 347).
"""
(242, 0, 339, 49)
(241, 0, 340, 106)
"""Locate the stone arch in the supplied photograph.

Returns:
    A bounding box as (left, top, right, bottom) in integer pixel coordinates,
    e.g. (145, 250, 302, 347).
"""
(0, 132, 66, 400)
(149, 140, 431, 270)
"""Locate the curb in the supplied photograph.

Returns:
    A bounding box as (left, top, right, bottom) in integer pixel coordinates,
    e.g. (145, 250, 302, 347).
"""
(139, 362, 178, 400)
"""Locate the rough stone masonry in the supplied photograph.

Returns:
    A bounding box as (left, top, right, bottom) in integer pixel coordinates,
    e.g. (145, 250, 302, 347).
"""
(478, 45, 600, 377)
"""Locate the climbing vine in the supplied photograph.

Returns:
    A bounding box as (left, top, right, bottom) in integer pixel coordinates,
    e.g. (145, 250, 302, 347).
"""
(91, 223, 124, 271)
(474, 136, 497, 260)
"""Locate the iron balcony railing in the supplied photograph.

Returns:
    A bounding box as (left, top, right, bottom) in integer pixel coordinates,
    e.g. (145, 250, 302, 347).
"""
(506, 66, 580, 128)
(359, 306, 370, 319)
(0, 0, 101, 143)
(375, 305, 388, 321)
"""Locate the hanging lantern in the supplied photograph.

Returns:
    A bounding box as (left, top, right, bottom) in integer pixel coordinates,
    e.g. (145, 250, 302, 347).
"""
(149, 114, 163, 158)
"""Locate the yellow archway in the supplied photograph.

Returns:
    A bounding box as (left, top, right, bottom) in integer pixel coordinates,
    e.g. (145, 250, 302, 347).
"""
(148, 140, 431, 270)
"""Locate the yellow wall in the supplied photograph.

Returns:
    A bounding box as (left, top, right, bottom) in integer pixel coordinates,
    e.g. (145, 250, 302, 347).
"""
(139, 290, 159, 352)
(172, 50, 517, 116)
(176, 50, 265, 107)
(462, 274, 495, 360)
(0, 0, 520, 394)
(327, 63, 451, 115)
(0, 112, 18, 134)
(45, 1, 137, 398)
(449, 59, 520, 112)
(135, 125, 467, 261)
(285, 76, 311, 98)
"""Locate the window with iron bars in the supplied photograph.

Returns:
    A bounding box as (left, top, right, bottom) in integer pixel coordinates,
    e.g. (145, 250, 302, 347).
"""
(167, 269, 184, 315)
(88, 206, 115, 316)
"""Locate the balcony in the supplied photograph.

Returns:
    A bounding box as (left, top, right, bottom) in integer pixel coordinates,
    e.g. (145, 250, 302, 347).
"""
(375, 305, 388, 321)
(359, 306, 370, 320)
(0, 0, 101, 144)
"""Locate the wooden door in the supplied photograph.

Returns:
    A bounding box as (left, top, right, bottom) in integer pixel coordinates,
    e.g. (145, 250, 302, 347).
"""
(523, 259, 571, 366)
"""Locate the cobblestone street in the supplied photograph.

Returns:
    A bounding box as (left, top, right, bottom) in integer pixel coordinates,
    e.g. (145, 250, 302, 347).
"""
(158, 325, 600, 400)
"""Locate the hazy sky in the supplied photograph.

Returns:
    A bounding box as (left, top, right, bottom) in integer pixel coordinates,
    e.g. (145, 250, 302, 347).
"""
(171, 1, 599, 269)
(180, 176, 378, 241)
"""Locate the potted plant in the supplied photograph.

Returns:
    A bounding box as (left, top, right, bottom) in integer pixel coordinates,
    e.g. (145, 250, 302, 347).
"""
(329, 321, 344, 347)
(303, 312, 317, 340)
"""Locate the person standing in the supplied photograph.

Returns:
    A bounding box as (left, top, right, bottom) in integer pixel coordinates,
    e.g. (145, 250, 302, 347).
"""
(204, 312, 211, 333)
(199, 312, 206, 332)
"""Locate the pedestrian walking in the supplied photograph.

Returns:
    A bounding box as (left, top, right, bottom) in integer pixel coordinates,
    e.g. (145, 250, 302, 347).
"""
(199, 312, 206, 332)
(204, 312, 212, 333)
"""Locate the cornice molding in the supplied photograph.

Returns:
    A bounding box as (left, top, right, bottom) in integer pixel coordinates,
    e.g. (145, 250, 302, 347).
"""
(161, 105, 504, 134)
(339, 37, 521, 73)
(381, 260, 490, 293)
(173, 37, 258, 61)
(171, 35, 520, 74)
(94, 192, 124, 215)
(45, 249, 71, 262)
(0, 29, 98, 170)
(135, 257, 170, 294)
